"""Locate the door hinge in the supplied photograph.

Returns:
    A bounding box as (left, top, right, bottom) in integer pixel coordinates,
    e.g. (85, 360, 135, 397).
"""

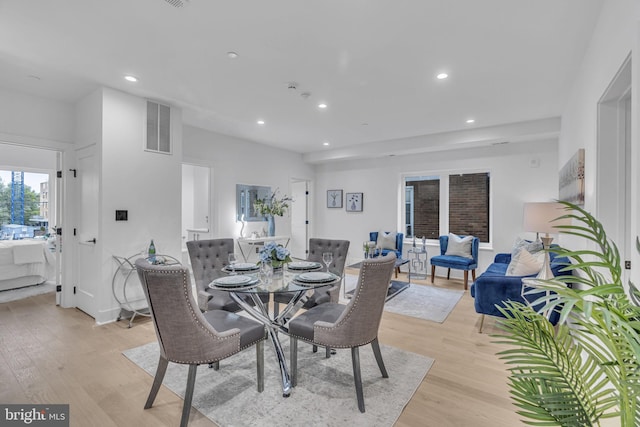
(73, 228, 77, 236)
(305, 190, 309, 195)
(625, 260, 631, 270)
(73, 286, 77, 295)
(57, 170, 62, 178)
(56, 285, 62, 292)
(305, 220, 309, 225)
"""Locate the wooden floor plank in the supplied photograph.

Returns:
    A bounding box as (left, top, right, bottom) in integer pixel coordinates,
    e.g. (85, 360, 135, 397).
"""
(0, 274, 521, 426)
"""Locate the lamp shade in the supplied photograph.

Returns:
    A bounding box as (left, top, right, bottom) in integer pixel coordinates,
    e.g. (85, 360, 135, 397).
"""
(523, 202, 569, 235)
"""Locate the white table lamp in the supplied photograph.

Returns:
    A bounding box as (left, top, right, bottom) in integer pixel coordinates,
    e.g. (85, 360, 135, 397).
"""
(523, 202, 569, 280)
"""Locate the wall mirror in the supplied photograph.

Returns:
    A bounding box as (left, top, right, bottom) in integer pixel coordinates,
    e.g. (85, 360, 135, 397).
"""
(236, 184, 271, 222)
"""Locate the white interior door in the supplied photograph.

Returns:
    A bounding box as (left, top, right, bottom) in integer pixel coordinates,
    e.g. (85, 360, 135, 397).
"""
(75, 146, 100, 318)
(290, 180, 309, 259)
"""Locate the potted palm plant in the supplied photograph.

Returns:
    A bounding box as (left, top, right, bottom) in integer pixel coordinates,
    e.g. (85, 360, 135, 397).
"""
(494, 201, 640, 426)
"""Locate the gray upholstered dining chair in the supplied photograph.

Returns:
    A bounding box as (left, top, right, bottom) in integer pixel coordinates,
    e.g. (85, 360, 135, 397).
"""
(187, 238, 268, 312)
(274, 238, 350, 316)
(287, 252, 396, 413)
(135, 259, 266, 427)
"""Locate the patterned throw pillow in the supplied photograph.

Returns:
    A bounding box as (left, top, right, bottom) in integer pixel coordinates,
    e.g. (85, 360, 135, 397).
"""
(444, 234, 473, 259)
(506, 248, 545, 276)
(377, 231, 397, 250)
(511, 236, 543, 258)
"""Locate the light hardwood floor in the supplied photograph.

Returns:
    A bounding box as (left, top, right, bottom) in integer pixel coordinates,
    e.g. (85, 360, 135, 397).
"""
(0, 274, 521, 426)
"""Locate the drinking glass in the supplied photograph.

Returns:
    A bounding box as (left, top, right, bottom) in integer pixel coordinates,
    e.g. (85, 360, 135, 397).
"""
(260, 259, 273, 284)
(322, 252, 333, 273)
(228, 253, 237, 275)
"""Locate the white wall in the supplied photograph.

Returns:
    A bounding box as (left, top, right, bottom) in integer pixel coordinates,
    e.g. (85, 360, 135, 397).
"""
(0, 86, 75, 145)
(0, 144, 57, 171)
(97, 88, 183, 322)
(182, 125, 315, 256)
(313, 139, 560, 277)
(558, 0, 640, 285)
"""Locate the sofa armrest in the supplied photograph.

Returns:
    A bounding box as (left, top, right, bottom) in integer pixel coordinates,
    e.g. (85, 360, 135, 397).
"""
(494, 253, 511, 264)
(472, 274, 527, 317)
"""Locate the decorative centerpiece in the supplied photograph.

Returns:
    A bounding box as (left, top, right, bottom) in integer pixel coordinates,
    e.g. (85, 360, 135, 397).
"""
(253, 189, 292, 237)
(258, 241, 292, 269)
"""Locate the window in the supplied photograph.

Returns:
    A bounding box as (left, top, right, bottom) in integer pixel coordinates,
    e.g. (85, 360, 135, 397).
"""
(404, 172, 490, 243)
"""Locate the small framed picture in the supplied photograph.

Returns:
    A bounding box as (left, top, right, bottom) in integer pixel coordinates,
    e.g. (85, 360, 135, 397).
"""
(346, 192, 363, 212)
(327, 189, 343, 208)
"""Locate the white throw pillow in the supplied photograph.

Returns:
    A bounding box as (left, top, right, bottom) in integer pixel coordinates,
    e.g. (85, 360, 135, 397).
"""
(377, 231, 397, 250)
(444, 234, 473, 259)
(506, 248, 545, 276)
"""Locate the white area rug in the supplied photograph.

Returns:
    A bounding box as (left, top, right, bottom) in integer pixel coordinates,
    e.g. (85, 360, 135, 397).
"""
(342, 274, 464, 323)
(123, 341, 433, 427)
(0, 281, 55, 304)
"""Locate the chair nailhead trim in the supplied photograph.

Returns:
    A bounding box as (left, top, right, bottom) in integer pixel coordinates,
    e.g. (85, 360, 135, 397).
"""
(144, 266, 243, 365)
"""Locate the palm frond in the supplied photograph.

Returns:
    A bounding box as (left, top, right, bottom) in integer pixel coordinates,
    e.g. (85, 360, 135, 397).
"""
(494, 202, 640, 426)
(495, 301, 612, 426)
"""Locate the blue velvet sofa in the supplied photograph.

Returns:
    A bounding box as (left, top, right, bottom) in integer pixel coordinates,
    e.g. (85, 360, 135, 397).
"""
(470, 249, 571, 332)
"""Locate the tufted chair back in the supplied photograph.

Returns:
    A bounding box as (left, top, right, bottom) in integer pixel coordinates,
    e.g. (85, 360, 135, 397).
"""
(314, 252, 396, 347)
(308, 238, 349, 274)
(187, 238, 235, 311)
(307, 238, 350, 303)
(135, 259, 240, 363)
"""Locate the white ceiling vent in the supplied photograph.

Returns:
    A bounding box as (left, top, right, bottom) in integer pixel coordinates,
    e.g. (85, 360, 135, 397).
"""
(163, 0, 190, 8)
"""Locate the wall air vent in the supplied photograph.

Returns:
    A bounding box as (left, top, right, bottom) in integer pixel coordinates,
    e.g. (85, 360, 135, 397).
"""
(146, 100, 171, 154)
(164, 0, 190, 7)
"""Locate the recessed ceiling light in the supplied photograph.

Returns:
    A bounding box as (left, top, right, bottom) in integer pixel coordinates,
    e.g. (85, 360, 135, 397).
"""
(318, 103, 328, 109)
(227, 51, 239, 59)
(466, 119, 475, 124)
(436, 73, 448, 80)
(322, 141, 330, 146)
(27, 74, 41, 81)
(124, 75, 138, 82)
(257, 120, 265, 125)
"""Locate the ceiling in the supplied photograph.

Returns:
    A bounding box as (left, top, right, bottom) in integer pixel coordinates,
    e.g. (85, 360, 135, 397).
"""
(0, 0, 603, 160)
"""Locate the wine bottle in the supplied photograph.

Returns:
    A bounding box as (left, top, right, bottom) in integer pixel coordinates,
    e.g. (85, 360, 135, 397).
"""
(148, 239, 156, 263)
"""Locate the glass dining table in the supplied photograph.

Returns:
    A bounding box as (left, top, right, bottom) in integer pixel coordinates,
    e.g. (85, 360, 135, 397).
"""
(209, 264, 340, 397)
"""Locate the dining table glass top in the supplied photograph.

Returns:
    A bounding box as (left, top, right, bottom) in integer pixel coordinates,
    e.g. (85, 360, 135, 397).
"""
(209, 266, 338, 294)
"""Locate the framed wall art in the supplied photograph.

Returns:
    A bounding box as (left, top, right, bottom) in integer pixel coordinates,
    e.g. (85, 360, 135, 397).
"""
(327, 189, 343, 208)
(559, 148, 585, 206)
(346, 192, 363, 212)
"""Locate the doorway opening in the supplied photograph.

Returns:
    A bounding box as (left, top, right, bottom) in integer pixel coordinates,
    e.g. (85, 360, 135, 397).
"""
(0, 143, 61, 303)
(596, 54, 631, 286)
(181, 163, 211, 264)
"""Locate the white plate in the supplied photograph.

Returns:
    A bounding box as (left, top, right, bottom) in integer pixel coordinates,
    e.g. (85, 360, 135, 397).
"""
(229, 263, 259, 270)
(212, 275, 252, 286)
(295, 272, 336, 283)
(288, 261, 321, 269)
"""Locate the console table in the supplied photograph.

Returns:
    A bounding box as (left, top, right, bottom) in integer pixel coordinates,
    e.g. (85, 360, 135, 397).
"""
(237, 235, 290, 262)
(408, 247, 428, 280)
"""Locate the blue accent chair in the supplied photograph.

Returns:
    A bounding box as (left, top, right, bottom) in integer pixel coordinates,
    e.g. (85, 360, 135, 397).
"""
(430, 235, 479, 290)
(369, 231, 404, 277)
(470, 249, 572, 332)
